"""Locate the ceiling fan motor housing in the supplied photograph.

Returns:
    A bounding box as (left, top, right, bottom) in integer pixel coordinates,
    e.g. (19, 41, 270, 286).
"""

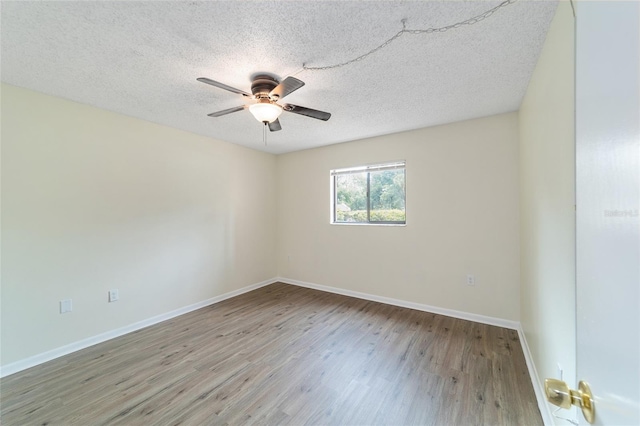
(251, 75, 279, 99)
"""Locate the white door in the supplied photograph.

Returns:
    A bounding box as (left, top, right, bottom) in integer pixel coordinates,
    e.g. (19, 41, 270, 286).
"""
(576, 1, 639, 425)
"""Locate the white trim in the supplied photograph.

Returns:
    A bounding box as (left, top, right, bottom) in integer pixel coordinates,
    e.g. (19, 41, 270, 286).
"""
(330, 222, 406, 227)
(2, 275, 554, 426)
(0, 278, 277, 378)
(517, 323, 555, 426)
(276, 277, 519, 330)
(330, 160, 406, 176)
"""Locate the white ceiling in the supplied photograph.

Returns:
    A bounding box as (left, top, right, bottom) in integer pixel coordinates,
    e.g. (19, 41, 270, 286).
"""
(1, 1, 557, 154)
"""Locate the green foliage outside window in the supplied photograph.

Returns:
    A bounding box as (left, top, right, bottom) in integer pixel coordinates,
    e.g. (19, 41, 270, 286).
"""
(334, 168, 405, 223)
(336, 209, 406, 222)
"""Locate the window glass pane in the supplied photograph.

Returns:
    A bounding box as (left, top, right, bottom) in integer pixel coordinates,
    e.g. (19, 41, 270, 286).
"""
(335, 172, 368, 222)
(370, 169, 405, 222)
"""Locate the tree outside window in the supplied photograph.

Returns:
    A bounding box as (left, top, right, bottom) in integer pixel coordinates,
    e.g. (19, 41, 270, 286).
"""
(332, 162, 405, 224)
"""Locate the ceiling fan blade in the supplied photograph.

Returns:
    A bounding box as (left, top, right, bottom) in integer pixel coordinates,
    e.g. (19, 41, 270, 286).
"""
(268, 119, 282, 132)
(270, 77, 305, 99)
(207, 105, 247, 117)
(283, 104, 331, 121)
(197, 77, 251, 97)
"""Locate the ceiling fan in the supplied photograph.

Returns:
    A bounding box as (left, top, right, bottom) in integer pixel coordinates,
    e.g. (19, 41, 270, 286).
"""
(197, 75, 331, 132)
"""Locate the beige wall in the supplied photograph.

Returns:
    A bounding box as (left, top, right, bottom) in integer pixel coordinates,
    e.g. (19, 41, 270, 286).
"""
(1, 84, 277, 365)
(518, 1, 576, 420)
(2, 6, 575, 381)
(277, 113, 520, 321)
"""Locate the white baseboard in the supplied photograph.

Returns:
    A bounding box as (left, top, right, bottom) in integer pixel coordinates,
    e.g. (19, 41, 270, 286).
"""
(276, 276, 519, 330)
(0, 278, 277, 378)
(517, 324, 555, 426)
(3, 276, 553, 426)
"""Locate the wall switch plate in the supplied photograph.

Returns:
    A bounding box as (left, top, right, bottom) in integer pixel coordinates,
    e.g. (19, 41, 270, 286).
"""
(108, 289, 119, 302)
(466, 274, 475, 286)
(60, 299, 73, 313)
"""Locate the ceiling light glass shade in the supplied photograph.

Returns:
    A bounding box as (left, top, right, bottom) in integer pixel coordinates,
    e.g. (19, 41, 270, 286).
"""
(249, 102, 282, 123)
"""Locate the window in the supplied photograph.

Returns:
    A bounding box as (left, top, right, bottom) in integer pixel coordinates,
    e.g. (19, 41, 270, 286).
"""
(331, 161, 406, 225)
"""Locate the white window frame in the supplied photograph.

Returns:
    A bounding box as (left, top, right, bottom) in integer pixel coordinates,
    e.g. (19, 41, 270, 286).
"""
(330, 161, 406, 225)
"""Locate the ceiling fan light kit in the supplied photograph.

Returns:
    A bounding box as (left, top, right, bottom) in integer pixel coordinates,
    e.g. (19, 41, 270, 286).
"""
(249, 101, 282, 124)
(197, 74, 331, 135)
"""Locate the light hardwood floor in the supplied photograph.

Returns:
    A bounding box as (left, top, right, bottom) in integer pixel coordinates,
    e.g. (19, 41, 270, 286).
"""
(1, 283, 542, 425)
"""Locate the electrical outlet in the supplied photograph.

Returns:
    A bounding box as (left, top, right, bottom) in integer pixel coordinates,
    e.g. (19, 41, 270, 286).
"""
(466, 274, 475, 286)
(60, 299, 73, 313)
(108, 289, 119, 302)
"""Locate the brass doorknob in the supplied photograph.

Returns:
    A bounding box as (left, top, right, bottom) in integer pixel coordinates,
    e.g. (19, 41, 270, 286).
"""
(544, 378, 595, 424)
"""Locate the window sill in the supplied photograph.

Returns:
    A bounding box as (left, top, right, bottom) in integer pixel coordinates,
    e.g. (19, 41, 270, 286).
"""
(330, 222, 406, 227)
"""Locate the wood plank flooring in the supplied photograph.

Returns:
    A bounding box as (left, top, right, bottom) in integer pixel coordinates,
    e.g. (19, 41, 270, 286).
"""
(0, 283, 542, 425)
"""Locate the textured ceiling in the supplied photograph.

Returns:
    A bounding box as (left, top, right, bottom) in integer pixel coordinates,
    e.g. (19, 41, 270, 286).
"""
(1, 1, 557, 154)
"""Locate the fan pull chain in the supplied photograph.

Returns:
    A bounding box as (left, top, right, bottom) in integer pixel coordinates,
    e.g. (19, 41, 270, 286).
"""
(263, 122, 268, 146)
(302, 0, 517, 72)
